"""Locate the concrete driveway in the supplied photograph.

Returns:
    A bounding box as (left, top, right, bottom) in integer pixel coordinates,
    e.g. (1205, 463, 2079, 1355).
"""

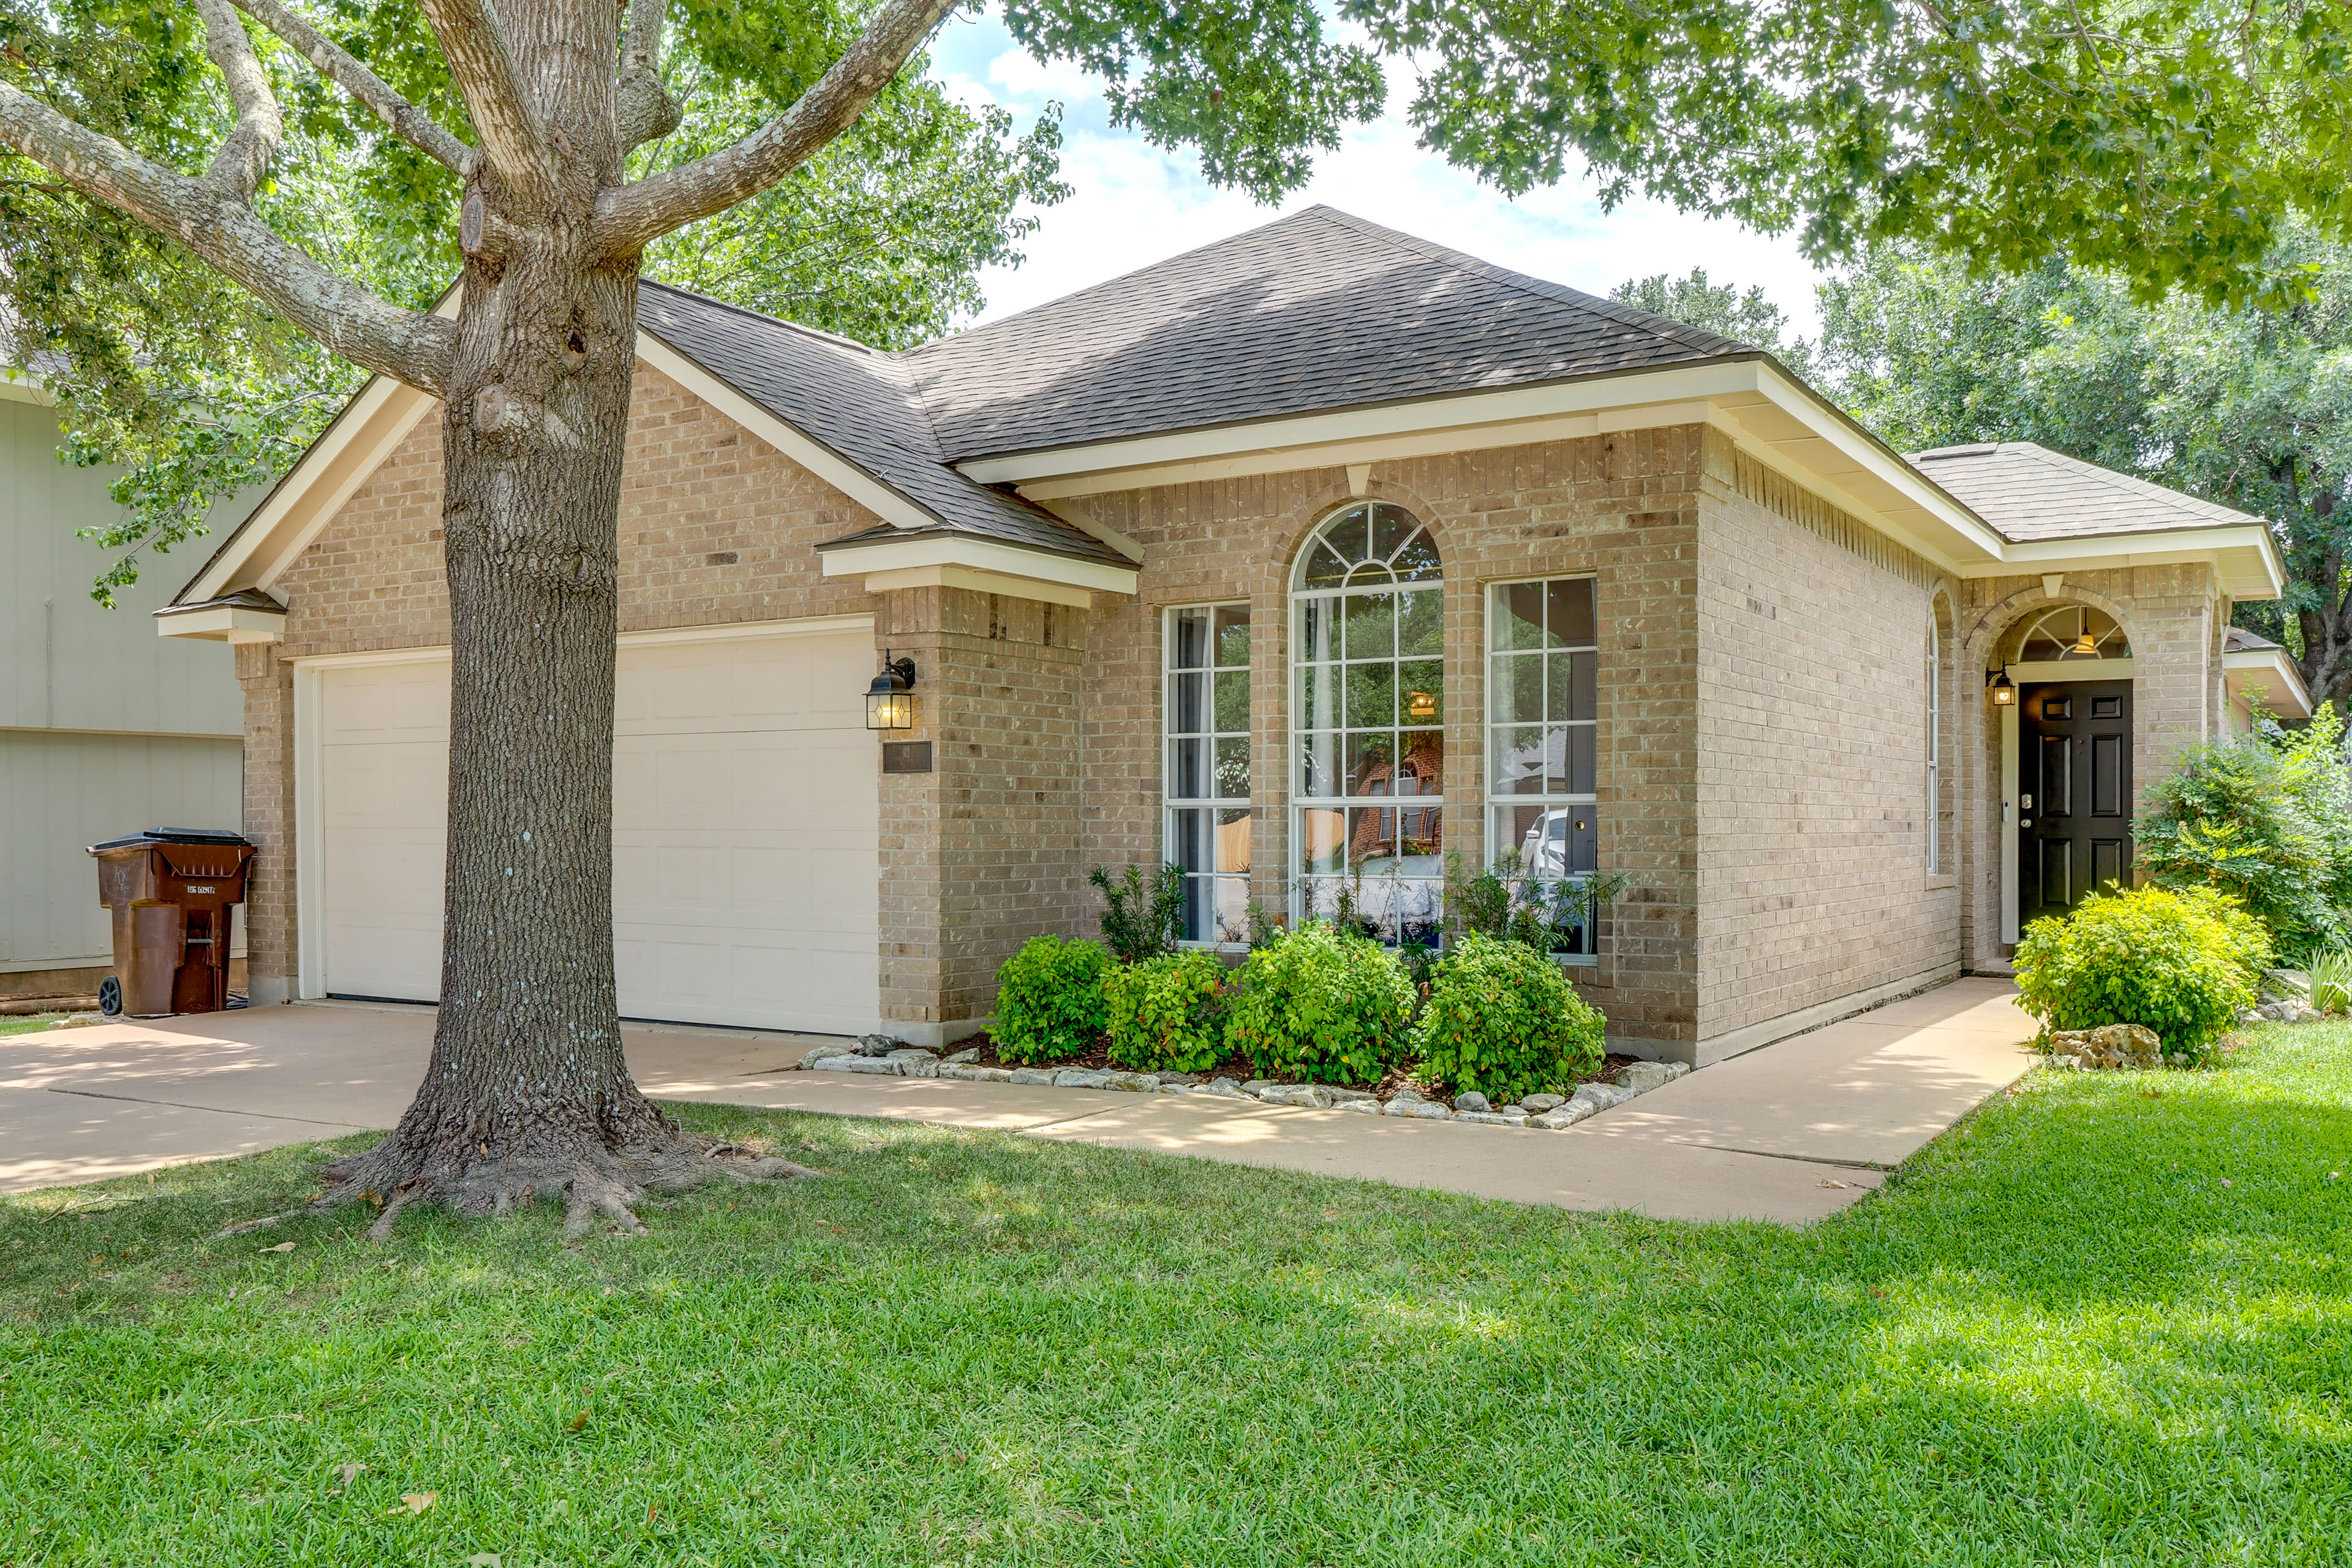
(0, 979, 2040, 1224)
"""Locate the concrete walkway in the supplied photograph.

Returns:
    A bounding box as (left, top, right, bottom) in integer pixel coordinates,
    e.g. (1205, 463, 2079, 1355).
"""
(0, 978, 2038, 1224)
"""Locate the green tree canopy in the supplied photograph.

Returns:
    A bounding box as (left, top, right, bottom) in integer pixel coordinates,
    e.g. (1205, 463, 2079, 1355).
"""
(1809, 232, 2352, 710)
(1352, 0, 2352, 308)
(1, 0, 1072, 600)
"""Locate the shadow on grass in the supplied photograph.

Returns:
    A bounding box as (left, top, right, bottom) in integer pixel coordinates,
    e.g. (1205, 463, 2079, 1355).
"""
(0, 1028, 2346, 1564)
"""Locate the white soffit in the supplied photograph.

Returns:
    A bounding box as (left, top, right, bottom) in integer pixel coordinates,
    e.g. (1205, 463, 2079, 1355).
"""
(820, 532, 1137, 599)
(2224, 646, 2313, 719)
(154, 604, 286, 643)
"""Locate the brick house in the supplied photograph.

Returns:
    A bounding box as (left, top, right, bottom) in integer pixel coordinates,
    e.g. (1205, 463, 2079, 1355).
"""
(159, 208, 2296, 1064)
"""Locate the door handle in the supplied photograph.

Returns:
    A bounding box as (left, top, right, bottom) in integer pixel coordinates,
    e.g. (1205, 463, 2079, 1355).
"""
(2021, 819, 2033, 829)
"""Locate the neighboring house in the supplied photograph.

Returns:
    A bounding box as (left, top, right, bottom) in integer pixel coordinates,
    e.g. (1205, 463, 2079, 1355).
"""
(160, 208, 2288, 1064)
(1, 372, 244, 998)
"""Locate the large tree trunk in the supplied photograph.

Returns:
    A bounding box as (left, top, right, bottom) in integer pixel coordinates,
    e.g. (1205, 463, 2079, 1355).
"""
(319, 179, 808, 1237)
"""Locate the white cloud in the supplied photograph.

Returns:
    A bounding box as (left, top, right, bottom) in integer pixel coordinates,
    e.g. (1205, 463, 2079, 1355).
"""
(932, 12, 1826, 340)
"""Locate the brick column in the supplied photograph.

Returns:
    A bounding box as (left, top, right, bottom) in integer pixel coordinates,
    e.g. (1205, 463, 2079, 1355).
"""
(872, 584, 1090, 1046)
(235, 641, 298, 1005)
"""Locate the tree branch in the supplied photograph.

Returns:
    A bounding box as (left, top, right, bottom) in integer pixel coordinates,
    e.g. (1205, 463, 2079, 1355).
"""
(192, 0, 282, 203)
(232, 0, 471, 173)
(415, 0, 548, 190)
(0, 84, 458, 394)
(616, 0, 681, 152)
(591, 0, 954, 256)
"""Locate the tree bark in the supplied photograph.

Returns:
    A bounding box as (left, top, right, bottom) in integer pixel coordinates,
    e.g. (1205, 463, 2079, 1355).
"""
(315, 73, 810, 1237)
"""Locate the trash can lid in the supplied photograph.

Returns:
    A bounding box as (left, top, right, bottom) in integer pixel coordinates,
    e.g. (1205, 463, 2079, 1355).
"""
(89, 826, 256, 852)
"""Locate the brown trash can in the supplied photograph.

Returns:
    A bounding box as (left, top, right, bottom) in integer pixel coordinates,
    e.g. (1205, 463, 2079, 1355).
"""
(88, 828, 257, 1017)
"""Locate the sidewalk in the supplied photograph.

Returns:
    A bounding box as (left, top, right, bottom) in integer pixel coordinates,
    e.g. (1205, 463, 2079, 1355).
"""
(0, 979, 2038, 1224)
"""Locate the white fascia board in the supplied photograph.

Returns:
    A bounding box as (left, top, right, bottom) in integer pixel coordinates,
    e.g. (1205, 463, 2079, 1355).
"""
(2223, 647, 2313, 718)
(632, 333, 937, 533)
(820, 532, 1137, 596)
(183, 289, 462, 605)
(861, 564, 1094, 609)
(1741, 364, 2013, 562)
(1966, 526, 2286, 600)
(154, 605, 287, 643)
(0, 371, 51, 407)
(962, 363, 1771, 487)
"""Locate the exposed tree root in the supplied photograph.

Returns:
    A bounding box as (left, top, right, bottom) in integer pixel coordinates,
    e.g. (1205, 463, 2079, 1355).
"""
(214, 1110, 821, 1243)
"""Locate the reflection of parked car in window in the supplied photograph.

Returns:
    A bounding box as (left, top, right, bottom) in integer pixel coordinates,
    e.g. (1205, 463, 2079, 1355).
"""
(1522, 810, 1569, 876)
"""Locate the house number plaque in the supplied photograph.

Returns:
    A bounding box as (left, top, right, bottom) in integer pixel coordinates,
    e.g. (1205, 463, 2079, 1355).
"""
(881, 741, 933, 774)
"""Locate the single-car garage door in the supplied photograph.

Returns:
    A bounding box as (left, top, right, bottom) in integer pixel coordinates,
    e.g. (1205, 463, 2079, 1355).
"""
(311, 620, 881, 1035)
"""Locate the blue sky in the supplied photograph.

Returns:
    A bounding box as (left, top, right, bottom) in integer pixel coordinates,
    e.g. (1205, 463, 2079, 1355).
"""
(928, 9, 1826, 337)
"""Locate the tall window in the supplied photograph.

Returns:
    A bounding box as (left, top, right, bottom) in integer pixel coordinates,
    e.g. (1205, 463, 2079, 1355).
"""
(1292, 502, 1445, 945)
(1486, 577, 1599, 959)
(1925, 617, 1942, 873)
(1166, 603, 1251, 944)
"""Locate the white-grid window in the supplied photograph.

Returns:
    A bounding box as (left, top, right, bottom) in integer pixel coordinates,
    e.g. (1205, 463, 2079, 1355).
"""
(1291, 503, 1447, 946)
(1165, 603, 1251, 944)
(1485, 576, 1600, 960)
(1926, 617, 1942, 873)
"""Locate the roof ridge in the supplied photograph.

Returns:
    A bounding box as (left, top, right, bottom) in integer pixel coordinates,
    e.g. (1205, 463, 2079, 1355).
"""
(902, 206, 1351, 363)
(638, 278, 887, 360)
(1311, 207, 1755, 358)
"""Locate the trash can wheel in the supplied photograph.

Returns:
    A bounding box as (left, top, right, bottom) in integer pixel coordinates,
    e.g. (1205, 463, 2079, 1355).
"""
(99, 976, 123, 1018)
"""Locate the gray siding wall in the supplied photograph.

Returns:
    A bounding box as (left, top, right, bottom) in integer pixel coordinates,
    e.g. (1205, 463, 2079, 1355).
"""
(1, 391, 247, 970)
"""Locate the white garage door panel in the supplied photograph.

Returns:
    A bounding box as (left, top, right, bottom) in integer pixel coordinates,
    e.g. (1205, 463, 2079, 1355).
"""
(317, 625, 879, 1033)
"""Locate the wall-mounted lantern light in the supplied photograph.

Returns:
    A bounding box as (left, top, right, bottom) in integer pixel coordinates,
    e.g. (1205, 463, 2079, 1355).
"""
(1986, 669, 2016, 707)
(865, 654, 917, 730)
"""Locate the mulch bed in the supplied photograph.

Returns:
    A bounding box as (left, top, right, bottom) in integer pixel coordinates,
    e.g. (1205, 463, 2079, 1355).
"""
(938, 1031, 1643, 1111)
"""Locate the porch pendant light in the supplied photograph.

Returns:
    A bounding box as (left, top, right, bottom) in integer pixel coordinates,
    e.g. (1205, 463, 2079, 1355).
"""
(2068, 609, 2099, 658)
(865, 654, 918, 730)
(1988, 670, 2017, 706)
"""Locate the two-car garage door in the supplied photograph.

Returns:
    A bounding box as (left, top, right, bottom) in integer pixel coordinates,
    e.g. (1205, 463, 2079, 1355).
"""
(311, 622, 880, 1035)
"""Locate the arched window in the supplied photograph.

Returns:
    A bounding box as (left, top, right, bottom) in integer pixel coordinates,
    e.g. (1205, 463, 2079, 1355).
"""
(1291, 502, 1444, 944)
(2016, 604, 2129, 662)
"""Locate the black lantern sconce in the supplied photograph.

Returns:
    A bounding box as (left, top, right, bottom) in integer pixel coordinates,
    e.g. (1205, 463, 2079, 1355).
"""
(1986, 668, 2016, 707)
(865, 654, 918, 730)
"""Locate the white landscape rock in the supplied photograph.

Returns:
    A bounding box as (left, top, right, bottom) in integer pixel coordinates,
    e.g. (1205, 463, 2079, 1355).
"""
(1615, 1060, 1688, 1095)
(940, 1064, 1013, 1083)
(1336, 1096, 1383, 1113)
(886, 1048, 940, 1079)
(1101, 1071, 1160, 1093)
(1052, 1068, 1114, 1090)
(1452, 1090, 1492, 1114)
(1008, 1066, 1058, 1087)
(1254, 1084, 1333, 1109)
(797, 1044, 852, 1068)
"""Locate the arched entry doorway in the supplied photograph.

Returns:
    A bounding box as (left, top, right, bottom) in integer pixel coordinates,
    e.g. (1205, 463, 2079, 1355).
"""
(1997, 603, 2137, 935)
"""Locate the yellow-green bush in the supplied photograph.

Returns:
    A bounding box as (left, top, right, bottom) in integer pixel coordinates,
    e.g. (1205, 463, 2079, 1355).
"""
(1410, 932, 1607, 1101)
(993, 935, 1112, 1064)
(1224, 922, 1413, 1085)
(1104, 950, 1228, 1074)
(2014, 884, 2271, 1062)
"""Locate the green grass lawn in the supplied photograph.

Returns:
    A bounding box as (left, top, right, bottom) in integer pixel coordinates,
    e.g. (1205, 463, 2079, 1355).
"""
(4, 1025, 2349, 1566)
(0, 1013, 71, 1038)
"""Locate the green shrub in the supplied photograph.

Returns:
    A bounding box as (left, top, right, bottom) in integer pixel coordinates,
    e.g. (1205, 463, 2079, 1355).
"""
(1089, 863, 1187, 962)
(2311, 949, 2352, 1015)
(992, 935, 1112, 1063)
(2135, 704, 2352, 961)
(2014, 884, 2271, 1061)
(1224, 922, 1414, 1085)
(1411, 933, 1607, 1101)
(1103, 950, 1229, 1073)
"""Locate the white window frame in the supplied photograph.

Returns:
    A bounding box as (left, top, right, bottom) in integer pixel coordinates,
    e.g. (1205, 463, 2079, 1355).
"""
(1288, 503, 1448, 946)
(1483, 575, 1601, 963)
(1163, 602, 1253, 946)
(1926, 617, 1943, 875)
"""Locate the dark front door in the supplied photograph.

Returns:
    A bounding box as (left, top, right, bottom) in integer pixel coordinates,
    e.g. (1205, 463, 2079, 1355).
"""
(2021, 681, 2133, 927)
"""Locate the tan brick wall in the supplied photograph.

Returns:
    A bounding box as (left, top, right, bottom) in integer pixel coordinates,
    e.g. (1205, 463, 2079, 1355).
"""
(1695, 444, 1964, 1047)
(272, 366, 879, 661)
(234, 641, 297, 1004)
(871, 586, 1090, 1034)
(1071, 425, 1709, 1050)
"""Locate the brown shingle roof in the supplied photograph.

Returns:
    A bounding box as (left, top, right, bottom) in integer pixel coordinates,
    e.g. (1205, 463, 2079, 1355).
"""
(1907, 441, 2263, 543)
